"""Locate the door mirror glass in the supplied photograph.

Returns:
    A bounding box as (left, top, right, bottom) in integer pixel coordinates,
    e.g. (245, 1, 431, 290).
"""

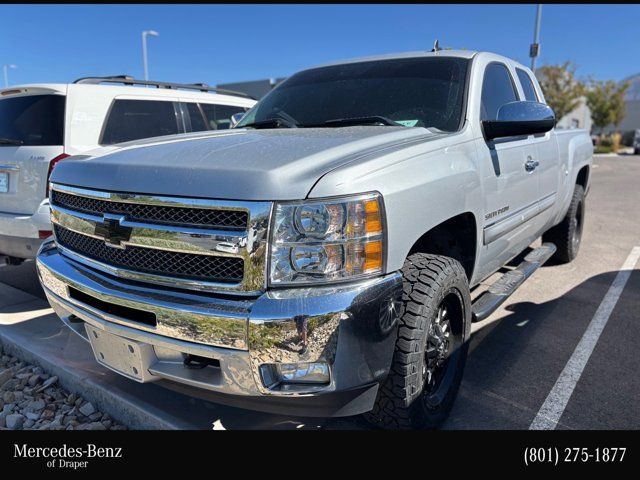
(482, 101, 555, 141)
(230, 112, 245, 128)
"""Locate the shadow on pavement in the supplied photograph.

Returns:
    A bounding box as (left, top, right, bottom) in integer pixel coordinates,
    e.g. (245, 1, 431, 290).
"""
(447, 268, 639, 430)
(0, 260, 45, 300)
(1, 267, 637, 429)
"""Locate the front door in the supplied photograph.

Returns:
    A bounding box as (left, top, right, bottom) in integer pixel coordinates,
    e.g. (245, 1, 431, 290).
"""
(475, 62, 540, 276)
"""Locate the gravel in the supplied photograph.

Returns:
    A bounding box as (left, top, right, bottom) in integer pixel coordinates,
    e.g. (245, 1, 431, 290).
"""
(0, 346, 126, 431)
(78, 402, 96, 417)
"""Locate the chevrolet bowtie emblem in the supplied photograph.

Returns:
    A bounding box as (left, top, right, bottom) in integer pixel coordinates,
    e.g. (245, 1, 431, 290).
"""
(94, 215, 132, 248)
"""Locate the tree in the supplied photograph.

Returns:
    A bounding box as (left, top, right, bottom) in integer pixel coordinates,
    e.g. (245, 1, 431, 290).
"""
(536, 62, 584, 123)
(585, 80, 630, 134)
(610, 81, 630, 128)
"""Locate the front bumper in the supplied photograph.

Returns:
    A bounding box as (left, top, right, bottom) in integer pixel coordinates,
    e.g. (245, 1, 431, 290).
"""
(0, 199, 52, 259)
(36, 242, 402, 417)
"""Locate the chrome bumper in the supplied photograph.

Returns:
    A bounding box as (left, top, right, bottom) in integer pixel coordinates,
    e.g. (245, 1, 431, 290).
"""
(37, 242, 402, 416)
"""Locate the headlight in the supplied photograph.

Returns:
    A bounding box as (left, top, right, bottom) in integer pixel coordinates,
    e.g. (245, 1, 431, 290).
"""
(269, 192, 385, 285)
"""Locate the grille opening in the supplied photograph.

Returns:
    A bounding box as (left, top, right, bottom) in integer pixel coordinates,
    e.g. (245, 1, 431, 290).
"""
(54, 225, 244, 283)
(51, 190, 248, 230)
(69, 287, 157, 327)
(183, 354, 220, 369)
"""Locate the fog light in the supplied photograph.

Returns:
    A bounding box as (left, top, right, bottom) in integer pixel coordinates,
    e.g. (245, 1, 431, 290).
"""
(260, 362, 330, 388)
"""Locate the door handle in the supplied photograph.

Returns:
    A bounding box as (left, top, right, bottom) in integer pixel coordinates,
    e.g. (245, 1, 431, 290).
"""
(525, 158, 539, 172)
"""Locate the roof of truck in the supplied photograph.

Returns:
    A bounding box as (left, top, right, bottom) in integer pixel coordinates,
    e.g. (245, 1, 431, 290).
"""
(308, 50, 532, 73)
(312, 49, 478, 69)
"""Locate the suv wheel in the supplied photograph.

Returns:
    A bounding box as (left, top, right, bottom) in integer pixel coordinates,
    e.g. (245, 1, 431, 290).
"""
(365, 253, 471, 429)
(542, 184, 585, 263)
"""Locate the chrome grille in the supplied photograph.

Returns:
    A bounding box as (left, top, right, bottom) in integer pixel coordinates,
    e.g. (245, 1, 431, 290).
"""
(54, 225, 244, 283)
(49, 183, 271, 294)
(51, 190, 248, 230)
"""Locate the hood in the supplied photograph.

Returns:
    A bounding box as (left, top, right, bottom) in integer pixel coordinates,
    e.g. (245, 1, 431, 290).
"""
(52, 127, 445, 201)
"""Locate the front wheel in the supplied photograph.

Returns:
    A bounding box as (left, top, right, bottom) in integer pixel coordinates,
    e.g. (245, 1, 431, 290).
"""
(365, 253, 471, 429)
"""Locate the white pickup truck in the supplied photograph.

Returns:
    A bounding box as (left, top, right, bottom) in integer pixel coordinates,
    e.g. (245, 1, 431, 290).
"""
(37, 50, 592, 429)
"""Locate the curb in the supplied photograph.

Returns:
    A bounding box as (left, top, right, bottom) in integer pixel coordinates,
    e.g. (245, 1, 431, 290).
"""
(0, 283, 215, 430)
(0, 337, 179, 430)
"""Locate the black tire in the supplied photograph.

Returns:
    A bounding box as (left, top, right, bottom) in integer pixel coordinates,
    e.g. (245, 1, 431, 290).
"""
(634, 147, 640, 155)
(542, 184, 585, 264)
(5, 256, 24, 266)
(365, 253, 471, 429)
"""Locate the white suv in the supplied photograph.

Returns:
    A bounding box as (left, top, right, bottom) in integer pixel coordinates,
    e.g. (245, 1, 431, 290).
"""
(0, 76, 256, 261)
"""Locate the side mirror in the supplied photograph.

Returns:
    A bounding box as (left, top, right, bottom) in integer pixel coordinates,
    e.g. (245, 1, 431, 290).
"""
(230, 112, 245, 128)
(482, 101, 555, 141)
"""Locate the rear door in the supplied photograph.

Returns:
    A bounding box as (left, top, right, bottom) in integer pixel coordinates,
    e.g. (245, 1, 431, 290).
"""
(515, 67, 560, 216)
(0, 89, 66, 215)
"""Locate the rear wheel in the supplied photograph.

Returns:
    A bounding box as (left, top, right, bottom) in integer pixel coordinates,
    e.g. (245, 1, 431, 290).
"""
(543, 184, 585, 263)
(365, 253, 471, 429)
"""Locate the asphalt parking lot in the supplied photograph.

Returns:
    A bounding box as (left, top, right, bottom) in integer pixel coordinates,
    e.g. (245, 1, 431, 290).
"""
(1, 154, 639, 430)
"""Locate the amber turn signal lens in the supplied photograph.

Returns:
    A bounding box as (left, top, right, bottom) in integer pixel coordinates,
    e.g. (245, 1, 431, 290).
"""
(364, 199, 382, 234)
(364, 240, 383, 272)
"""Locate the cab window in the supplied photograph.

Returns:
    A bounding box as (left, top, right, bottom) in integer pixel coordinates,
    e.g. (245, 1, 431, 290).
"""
(480, 63, 519, 121)
(516, 68, 539, 102)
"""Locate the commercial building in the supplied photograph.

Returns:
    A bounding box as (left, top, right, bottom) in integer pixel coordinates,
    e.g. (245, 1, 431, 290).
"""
(217, 78, 286, 100)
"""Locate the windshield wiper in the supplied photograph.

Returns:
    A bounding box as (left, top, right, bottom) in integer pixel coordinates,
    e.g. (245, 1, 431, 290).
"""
(304, 116, 402, 128)
(0, 138, 24, 146)
(241, 118, 298, 129)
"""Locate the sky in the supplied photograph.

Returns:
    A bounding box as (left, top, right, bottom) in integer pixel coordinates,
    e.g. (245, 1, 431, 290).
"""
(2, 4, 639, 87)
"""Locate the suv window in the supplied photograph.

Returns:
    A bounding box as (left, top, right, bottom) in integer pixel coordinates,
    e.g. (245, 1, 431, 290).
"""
(516, 68, 539, 102)
(185, 103, 207, 132)
(0, 94, 65, 146)
(200, 104, 247, 130)
(480, 63, 519, 121)
(101, 100, 180, 144)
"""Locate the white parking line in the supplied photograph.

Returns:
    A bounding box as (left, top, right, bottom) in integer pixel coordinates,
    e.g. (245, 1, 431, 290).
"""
(530, 246, 640, 430)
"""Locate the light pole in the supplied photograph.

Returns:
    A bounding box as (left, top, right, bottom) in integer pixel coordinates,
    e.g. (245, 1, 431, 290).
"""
(141, 30, 159, 81)
(3, 64, 17, 88)
(530, 4, 543, 72)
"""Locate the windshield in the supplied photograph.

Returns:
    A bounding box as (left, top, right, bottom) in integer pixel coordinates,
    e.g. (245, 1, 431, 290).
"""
(237, 57, 469, 131)
(0, 94, 65, 146)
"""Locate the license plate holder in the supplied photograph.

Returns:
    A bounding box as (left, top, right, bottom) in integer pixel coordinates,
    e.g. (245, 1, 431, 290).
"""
(0, 172, 8, 193)
(85, 324, 157, 383)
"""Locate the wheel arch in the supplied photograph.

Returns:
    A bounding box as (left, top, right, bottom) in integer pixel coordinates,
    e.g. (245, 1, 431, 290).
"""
(576, 165, 590, 190)
(407, 212, 478, 281)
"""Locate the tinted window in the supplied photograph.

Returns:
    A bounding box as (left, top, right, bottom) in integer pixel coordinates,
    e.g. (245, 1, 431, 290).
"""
(238, 57, 469, 132)
(201, 104, 247, 130)
(101, 100, 179, 144)
(481, 63, 518, 121)
(0, 94, 65, 146)
(186, 103, 207, 132)
(516, 68, 538, 102)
